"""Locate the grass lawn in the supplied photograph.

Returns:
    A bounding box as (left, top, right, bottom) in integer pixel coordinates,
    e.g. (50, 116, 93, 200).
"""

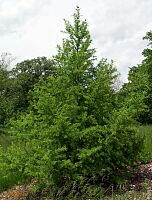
(138, 125, 152, 162)
(0, 126, 13, 150)
(0, 133, 11, 151)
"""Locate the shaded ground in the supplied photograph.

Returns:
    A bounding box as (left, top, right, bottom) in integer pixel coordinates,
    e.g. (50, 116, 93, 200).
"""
(129, 161, 152, 191)
(0, 162, 152, 200)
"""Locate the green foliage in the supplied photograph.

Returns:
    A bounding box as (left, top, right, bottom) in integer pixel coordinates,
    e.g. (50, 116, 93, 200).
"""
(0, 171, 26, 192)
(118, 31, 152, 124)
(0, 7, 143, 197)
(0, 130, 11, 150)
(9, 56, 55, 114)
(142, 31, 152, 123)
(118, 65, 148, 122)
(0, 56, 10, 125)
(0, 56, 55, 126)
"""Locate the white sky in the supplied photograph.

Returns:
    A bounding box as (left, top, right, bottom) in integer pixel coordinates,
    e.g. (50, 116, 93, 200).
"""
(0, 0, 152, 82)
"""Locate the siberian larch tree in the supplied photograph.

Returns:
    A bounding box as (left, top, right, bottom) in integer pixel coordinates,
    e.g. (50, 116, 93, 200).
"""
(0, 7, 143, 196)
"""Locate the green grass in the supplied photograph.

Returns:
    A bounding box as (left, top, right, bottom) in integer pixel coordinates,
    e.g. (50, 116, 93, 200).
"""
(106, 189, 152, 200)
(0, 173, 27, 192)
(0, 128, 12, 150)
(138, 125, 152, 162)
(0, 134, 11, 150)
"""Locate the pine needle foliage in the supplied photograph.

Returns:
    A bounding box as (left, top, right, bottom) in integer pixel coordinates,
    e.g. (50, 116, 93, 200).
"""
(0, 7, 143, 196)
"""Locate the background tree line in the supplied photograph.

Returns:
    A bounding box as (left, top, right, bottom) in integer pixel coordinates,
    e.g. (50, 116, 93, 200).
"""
(0, 55, 56, 126)
(1, 31, 152, 127)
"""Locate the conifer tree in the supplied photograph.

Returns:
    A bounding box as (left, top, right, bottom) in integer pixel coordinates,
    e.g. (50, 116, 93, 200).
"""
(0, 7, 142, 196)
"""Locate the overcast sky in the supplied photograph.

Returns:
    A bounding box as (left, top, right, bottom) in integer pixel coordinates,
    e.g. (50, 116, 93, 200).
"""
(0, 0, 152, 82)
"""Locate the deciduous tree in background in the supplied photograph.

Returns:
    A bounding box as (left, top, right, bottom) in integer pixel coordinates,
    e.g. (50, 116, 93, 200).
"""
(119, 31, 152, 124)
(0, 53, 13, 125)
(0, 56, 55, 126)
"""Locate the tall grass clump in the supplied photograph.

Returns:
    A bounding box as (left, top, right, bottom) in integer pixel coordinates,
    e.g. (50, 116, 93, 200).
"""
(0, 127, 12, 151)
(138, 125, 152, 162)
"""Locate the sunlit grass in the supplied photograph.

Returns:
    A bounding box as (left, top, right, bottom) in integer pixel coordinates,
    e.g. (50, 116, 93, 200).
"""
(138, 125, 152, 162)
(106, 189, 152, 200)
(0, 133, 11, 150)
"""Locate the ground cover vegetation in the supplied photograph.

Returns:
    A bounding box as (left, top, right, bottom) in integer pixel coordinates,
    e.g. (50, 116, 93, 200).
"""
(0, 7, 152, 199)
